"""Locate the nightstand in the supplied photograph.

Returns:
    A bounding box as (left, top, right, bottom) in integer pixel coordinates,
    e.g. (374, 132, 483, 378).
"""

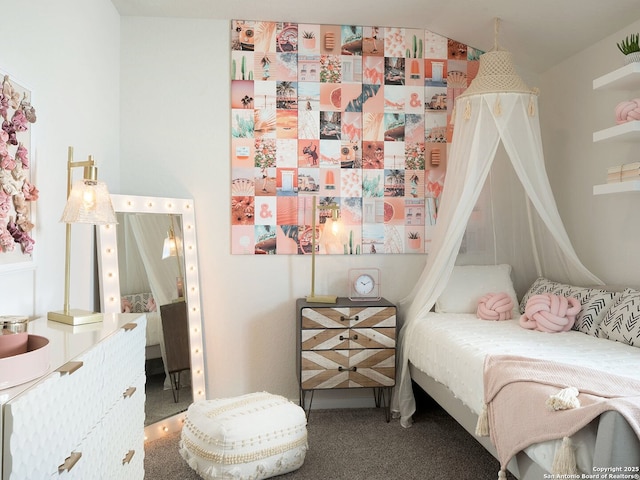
(296, 297, 397, 421)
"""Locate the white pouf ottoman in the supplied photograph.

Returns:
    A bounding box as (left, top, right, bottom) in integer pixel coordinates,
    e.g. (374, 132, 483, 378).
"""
(179, 392, 308, 480)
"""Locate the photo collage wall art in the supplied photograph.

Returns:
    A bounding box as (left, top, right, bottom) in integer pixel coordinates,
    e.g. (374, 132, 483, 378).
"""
(230, 20, 481, 255)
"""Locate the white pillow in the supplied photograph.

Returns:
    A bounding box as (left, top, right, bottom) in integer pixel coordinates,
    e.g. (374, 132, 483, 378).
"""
(435, 264, 519, 318)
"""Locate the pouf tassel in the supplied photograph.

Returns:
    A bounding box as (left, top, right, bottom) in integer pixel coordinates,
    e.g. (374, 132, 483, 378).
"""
(475, 404, 489, 436)
(498, 469, 507, 479)
(552, 436, 578, 475)
(546, 386, 580, 411)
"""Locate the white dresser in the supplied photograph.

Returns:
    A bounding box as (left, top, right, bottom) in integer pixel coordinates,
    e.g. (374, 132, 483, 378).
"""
(0, 313, 146, 480)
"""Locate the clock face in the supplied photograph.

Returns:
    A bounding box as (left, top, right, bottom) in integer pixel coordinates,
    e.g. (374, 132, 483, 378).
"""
(354, 274, 375, 295)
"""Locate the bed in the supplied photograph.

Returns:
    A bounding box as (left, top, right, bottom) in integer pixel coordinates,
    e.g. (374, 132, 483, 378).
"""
(401, 267, 640, 479)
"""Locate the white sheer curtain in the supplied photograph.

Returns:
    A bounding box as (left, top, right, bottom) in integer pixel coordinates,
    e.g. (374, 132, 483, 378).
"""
(117, 213, 150, 295)
(127, 214, 181, 307)
(391, 90, 602, 427)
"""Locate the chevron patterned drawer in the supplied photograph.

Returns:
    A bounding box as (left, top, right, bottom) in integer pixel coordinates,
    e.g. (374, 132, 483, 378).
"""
(301, 327, 395, 350)
(301, 305, 396, 329)
(301, 348, 395, 389)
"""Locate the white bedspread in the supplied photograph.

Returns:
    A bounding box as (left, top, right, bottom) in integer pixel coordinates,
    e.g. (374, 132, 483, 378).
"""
(406, 313, 640, 473)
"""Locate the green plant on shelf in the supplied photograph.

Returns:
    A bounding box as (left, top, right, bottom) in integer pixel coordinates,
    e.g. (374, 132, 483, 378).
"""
(617, 33, 640, 55)
(302, 31, 315, 39)
(408, 231, 420, 239)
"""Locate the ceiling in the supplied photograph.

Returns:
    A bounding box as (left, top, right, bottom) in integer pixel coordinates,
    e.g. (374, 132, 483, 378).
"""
(111, 0, 640, 73)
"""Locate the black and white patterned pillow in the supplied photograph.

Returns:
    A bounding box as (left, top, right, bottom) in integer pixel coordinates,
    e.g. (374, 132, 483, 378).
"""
(519, 277, 618, 336)
(598, 288, 640, 347)
(122, 292, 154, 313)
(573, 289, 620, 336)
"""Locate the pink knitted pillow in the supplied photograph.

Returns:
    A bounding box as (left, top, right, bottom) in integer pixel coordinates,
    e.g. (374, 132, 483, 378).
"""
(476, 292, 514, 321)
(519, 293, 580, 333)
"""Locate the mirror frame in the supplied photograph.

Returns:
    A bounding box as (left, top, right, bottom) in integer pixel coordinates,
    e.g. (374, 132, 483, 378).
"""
(96, 194, 205, 441)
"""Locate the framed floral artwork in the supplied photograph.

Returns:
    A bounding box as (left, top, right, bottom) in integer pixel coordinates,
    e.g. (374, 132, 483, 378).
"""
(0, 70, 38, 270)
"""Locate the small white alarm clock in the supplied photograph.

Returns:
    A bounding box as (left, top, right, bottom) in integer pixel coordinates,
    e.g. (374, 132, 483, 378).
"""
(348, 268, 381, 301)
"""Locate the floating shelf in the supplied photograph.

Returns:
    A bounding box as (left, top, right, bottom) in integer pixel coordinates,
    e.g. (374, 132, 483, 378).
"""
(593, 180, 640, 195)
(593, 62, 640, 90)
(593, 121, 640, 142)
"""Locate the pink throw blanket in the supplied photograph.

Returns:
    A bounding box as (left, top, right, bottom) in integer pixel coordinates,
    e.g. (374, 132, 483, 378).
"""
(482, 355, 640, 477)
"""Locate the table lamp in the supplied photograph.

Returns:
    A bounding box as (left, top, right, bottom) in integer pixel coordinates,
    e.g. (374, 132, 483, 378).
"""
(306, 196, 342, 303)
(47, 146, 117, 325)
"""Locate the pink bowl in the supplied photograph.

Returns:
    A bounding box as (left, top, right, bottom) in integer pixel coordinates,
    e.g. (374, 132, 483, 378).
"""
(0, 335, 50, 390)
(0, 332, 28, 359)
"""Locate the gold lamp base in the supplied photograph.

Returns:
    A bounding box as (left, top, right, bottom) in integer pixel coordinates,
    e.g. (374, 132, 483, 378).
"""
(47, 309, 103, 326)
(305, 294, 338, 304)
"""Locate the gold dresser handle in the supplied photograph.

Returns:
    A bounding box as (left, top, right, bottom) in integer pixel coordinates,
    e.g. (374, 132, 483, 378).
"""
(123, 322, 138, 331)
(58, 451, 82, 473)
(122, 450, 135, 465)
(56, 361, 83, 376)
(123, 386, 137, 398)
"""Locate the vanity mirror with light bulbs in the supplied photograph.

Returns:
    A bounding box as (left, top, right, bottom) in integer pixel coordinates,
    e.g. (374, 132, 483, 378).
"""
(96, 195, 206, 441)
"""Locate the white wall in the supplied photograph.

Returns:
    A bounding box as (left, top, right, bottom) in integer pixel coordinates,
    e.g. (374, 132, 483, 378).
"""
(0, 1, 120, 316)
(540, 18, 640, 286)
(118, 18, 426, 403)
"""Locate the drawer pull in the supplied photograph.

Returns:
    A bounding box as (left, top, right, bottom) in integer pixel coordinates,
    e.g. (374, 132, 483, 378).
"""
(58, 451, 82, 473)
(123, 386, 137, 398)
(123, 322, 138, 331)
(57, 361, 83, 376)
(339, 315, 359, 322)
(338, 366, 357, 372)
(122, 449, 135, 465)
(339, 334, 358, 341)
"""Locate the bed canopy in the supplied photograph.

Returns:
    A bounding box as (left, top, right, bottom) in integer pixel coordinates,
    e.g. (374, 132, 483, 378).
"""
(391, 31, 602, 427)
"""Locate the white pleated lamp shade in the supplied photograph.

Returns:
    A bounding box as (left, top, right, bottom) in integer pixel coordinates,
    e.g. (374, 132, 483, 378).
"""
(60, 180, 117, 225)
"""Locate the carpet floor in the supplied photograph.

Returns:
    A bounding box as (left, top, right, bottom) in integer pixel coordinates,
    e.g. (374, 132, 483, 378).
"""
(144, 394, 515, 479)
(145, 371, 192, 426)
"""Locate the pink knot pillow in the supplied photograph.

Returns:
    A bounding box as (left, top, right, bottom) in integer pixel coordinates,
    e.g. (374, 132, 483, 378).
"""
(519, 293, 580, 333)
(146, 296, 157, 312)
(121, 297, 132, 313)
(476, 292, 514, 321)
(615, 99, 640, 124)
